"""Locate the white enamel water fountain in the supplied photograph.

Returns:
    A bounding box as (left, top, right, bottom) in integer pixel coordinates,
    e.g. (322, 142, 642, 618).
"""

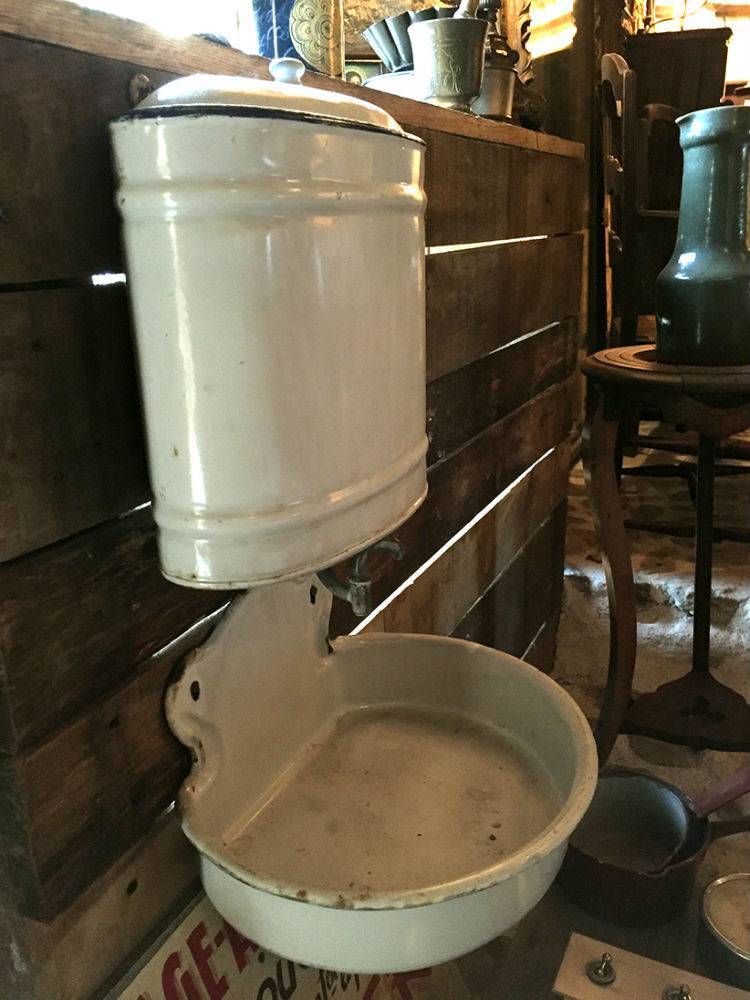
(111, 60, 597, 974)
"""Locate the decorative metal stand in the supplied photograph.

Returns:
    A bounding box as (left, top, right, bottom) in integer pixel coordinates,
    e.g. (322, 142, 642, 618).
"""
(581, 345, 750, 761)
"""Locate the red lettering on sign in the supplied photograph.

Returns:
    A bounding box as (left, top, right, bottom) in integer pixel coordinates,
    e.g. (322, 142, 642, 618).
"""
(223, 921, 257, 973)
(392, 970, 431, 999)
(187, 922, 230, 1000)
(361, 976, 381, 999)
(161, 950, 205, 1000)
(361, 970, 431, 1000)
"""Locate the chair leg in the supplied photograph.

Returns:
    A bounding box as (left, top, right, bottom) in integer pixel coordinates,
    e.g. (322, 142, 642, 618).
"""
(582, 392, 638, 764)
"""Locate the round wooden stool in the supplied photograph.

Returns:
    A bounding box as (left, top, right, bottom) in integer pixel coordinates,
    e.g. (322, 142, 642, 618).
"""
(581, 345, 750, 763)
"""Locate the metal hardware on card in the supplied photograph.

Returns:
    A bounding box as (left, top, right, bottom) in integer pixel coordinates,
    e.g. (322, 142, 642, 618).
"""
(663, 987, 692, 1000)
(586, 953, 616, 986)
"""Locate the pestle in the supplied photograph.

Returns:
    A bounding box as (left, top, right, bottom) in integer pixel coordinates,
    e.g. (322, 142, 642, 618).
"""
(454, 0, 481, 17)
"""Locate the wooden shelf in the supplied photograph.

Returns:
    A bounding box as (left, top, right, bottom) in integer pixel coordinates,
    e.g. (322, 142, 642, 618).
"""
(0, 0, 584, 159)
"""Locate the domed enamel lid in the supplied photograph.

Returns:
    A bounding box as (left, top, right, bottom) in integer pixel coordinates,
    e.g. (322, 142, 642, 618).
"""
(129, 58, 408, 137)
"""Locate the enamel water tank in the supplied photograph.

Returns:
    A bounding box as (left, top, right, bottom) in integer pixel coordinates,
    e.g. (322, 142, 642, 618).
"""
(111, 63, 427, 588)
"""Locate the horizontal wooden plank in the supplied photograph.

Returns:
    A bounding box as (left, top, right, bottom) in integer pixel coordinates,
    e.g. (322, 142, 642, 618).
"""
(0, 506, 230, 753)
(426, 233, 583, 382)
(0, 36, 176, 283)
(0, 439, 573, 921)
(332, 376, 577, 636)
(0, 814, 199, 1000)
(0, 284, 148, 562)
(0, 0, 584, 159)
(0, 613, 221, 919)
(0, 32, 584, 283)
(373, 440, 571, 636)
(421, 131, 586, 247)
(427, 319, 578, 465)
(451, 501, 567, 659)
(383, 377, 574, 586)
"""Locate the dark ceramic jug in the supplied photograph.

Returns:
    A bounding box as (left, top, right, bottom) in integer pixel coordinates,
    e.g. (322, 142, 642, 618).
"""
(656, 106, 750, 367)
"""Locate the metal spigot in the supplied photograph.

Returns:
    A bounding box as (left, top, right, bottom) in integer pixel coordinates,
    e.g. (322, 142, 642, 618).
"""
(318, 539, 405, 618)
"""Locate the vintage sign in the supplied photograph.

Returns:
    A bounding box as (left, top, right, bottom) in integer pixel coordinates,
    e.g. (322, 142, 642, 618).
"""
(116, 896, 471, 1000)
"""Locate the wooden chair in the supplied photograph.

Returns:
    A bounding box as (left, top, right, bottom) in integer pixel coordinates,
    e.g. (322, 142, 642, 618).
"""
(600, 52, 639, 349)
(600, 53, 680, 350)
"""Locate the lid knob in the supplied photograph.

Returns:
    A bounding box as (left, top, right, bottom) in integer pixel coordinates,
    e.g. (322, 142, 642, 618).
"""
(269, 58, 305, 85)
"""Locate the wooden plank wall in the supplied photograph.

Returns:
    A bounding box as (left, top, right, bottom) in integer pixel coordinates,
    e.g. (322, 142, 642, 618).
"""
(0, 2, 586, 995)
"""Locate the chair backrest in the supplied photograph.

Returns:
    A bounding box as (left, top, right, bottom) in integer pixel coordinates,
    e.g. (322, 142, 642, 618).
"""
(601, 52, 640, 348)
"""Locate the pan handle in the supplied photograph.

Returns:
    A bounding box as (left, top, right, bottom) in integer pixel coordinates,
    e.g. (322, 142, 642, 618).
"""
(692, 764, 750, 818)
(711, 815, 750, 840)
